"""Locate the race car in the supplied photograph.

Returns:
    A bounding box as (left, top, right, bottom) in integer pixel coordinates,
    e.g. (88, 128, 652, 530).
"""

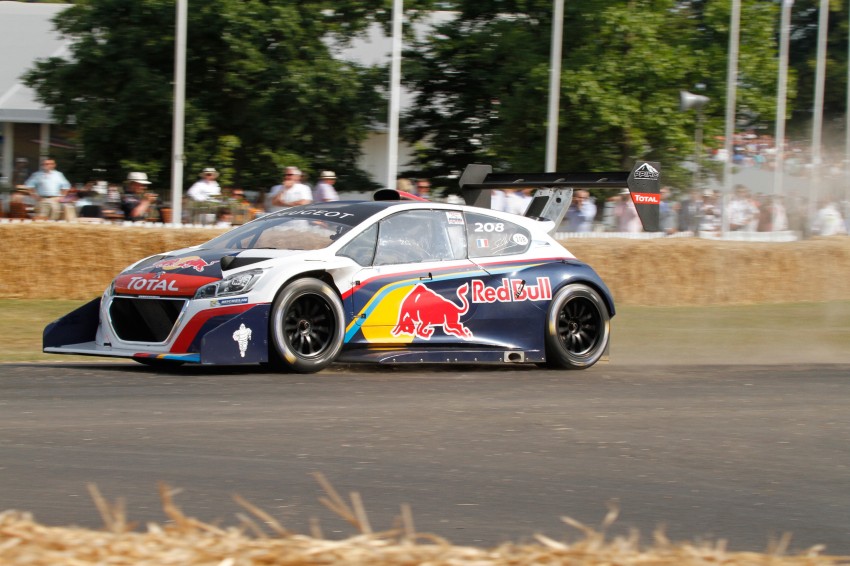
(44, 161, 660, 373)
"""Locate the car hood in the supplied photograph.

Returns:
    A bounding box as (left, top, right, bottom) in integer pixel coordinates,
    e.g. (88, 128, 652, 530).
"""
(113, 249, 232, 297)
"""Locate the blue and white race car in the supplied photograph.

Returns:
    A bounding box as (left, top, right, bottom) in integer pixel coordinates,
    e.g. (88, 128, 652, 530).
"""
(44, 162, 660, 373)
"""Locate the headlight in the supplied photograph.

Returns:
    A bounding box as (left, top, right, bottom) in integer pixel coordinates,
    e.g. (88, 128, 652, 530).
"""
(194, 269, 265, 299)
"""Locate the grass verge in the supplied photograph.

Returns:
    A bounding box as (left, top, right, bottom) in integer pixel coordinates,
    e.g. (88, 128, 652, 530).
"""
(4, 299, 850, 365)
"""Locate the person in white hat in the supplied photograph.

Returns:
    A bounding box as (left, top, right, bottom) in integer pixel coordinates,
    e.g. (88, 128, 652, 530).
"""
(122, 172, 157, 221)
(266, 166, 312, 212)
(312, 170, 340, 203)
(187, 167, 222, 202)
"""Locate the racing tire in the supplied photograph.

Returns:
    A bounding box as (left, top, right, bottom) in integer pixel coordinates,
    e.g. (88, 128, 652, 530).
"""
(269, 278, 345, 374)
(544, 283, 610, 370)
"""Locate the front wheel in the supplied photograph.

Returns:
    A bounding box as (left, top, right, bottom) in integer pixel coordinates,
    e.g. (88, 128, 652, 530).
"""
(544, 283, 610, 370)
(269, 278, 345, 373)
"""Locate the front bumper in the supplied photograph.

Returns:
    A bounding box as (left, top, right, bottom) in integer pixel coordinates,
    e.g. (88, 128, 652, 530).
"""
(43, 297, 272, 365)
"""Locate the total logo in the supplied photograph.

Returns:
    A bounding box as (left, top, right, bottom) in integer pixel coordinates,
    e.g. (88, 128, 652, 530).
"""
(630, 192, 660, 205)
(124, 276, 180, 292)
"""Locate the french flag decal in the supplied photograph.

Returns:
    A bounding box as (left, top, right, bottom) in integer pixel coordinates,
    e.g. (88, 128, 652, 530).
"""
(476, 238, 489, 248)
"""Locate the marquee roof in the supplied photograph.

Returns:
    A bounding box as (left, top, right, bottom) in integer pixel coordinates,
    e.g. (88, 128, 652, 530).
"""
(0, 2, 72, 124)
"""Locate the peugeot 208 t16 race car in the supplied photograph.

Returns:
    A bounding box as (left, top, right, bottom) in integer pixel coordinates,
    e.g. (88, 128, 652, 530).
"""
(44, 162, 661, 373)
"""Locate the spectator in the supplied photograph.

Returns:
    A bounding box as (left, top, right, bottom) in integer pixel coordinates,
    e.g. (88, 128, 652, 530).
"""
(74, 181, 103, 220)
(267, 166, 312, 212)
(564, 189, 597, 232)
(313, 171, 340, 202)
(121, 172, 157, 222)
(504, 188, 532, 215)
(415, 179, 431, 200)
(659, 186, 678, 235)
(698, 189, 720, 235)
(811, 199, 847, 236)
(24, 157, 71, 220)
(770, 195, 789, 232)
(614, 189, 641, 232)
(187, 167, 222, 201)
(102, 184, 125, 221)
(678, 188, 703, 233)
(215, 207, 233, 228)
(727, 184, 758, 231)
(396, 177, 414, 196)
(490, 189, 506, 212)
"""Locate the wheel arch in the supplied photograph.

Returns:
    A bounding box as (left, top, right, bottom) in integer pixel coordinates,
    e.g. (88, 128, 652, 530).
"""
(270, 269, 343, 304)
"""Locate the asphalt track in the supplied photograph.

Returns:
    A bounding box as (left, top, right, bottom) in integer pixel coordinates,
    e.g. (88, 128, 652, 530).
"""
(1, 362, 848, 555)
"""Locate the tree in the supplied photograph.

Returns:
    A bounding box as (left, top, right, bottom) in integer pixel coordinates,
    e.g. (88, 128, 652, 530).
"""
(24, 0, 399, 193)
(787, 0, 849, 152)
(402, 0, 783, 191)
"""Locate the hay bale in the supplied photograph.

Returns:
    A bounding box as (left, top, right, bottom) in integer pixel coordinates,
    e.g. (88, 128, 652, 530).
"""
(563, 237, 850, 306)
(0, 223, 224, 300)
(2, 223, 849, 305)
(1, 484, 847, 565)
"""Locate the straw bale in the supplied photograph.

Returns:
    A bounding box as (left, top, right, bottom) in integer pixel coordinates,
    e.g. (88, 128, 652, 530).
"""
(563, 237, 850, 306)
(0, 223, 225, 300)
(2, 223, 850, 305)
(1, 499, 848, 565)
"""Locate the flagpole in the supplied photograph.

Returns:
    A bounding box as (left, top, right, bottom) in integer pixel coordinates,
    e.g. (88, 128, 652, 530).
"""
(545, 0, 564, 172)
(170, 0, 187, 225)
(387, 0, 403, 190)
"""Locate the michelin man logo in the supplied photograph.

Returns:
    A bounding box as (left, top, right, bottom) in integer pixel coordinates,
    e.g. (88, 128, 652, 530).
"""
(232, 323, 252, 357)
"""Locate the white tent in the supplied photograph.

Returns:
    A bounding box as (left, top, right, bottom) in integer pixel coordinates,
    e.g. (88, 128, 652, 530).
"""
(0, 1, 72, 186)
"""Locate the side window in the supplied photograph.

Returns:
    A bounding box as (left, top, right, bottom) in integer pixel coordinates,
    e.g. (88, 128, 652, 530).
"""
(374, 210, 467, 266)
(338, 223, 377, 266)
(465, 212, 531, 258)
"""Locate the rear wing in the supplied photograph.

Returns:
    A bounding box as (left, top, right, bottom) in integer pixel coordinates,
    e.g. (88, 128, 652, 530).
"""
(458, 161, 661, 232)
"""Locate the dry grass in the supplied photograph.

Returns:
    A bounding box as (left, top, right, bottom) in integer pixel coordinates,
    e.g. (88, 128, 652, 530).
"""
(3, 222, 850, 305)
(2, 476, 847, 565)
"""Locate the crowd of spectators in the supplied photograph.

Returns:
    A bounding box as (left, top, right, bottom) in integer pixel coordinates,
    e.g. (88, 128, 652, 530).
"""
(2, 154, 848, 238)
(0, 160, 343, 227)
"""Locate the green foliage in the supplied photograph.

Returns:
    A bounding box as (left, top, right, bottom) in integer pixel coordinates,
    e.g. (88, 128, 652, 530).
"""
(24, 0, 393, 191)
(24, 0, 850, 195)
(403, 0, 784, 191)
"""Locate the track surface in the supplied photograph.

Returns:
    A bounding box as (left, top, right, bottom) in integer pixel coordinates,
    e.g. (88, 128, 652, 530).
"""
(1, 362, 848, 555)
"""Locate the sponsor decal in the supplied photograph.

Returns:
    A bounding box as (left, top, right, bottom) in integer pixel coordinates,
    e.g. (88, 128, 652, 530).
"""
(446, 211, 465, 225)
(153, 256, 217, 273)
(471, 277, 552, 303)
(391, 283, 472, 340)
(389, 277, 552, 340)
(630, 192, 661, 205)
(124, 276, 180, 293)
(232, 323, 253, 358)
(210, 297, 249, 307)
(278, 209, 354, 219)
(115, 272, 218, 296)
(633, 162, 660, 179)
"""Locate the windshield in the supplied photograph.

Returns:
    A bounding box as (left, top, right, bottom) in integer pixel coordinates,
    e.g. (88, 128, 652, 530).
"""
(201, 214, 353, 251)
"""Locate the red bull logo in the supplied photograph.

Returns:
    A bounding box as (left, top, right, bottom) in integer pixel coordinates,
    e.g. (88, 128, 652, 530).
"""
(471, 277, 552, 303)
(152, 256, 216, 272)
(391, 283, 472, 340)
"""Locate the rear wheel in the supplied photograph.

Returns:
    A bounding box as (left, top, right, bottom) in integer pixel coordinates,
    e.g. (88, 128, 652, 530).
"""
(269, 278, 344, 373)
(544, 283, 610, 369)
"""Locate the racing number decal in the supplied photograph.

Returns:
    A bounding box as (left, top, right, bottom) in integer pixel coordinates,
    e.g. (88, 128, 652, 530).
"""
(473, 221, 504, 233)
